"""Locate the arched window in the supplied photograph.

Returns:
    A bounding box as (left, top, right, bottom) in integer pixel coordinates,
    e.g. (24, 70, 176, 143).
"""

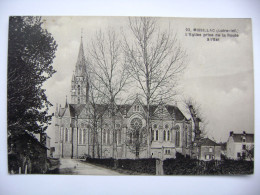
(151, 129, 154, 141)
(65, 128, 69, 142)
(115, 130, 118, 144)
(79, 129, 82, 144)
(130, 133, 133, 144)
(176, 131, 180, 147)
(118, 130, 121, 144)
(163, 130, 166, 141)
(139, 131, 143, 143)
(107, 130, 110, 144)
(83, 129, 86, 144)
(103, 130, 106, 144)
(156, 130, 159, 141)
(167, 130, 170, 141)
(60, 127, 63, 142)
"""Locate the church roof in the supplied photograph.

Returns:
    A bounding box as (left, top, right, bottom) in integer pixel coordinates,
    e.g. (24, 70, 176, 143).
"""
(58, 102, 187, 121)
(165, 105, 186, 121)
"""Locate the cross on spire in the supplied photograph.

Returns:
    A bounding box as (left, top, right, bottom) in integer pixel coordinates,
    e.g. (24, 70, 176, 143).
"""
(81, 28, 83, 41)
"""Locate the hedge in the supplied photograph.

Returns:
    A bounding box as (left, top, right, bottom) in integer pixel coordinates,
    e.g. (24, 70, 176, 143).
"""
(163, 153, 253, 175)
(85, 158, 156, 175)
(117, 158, 156, 174)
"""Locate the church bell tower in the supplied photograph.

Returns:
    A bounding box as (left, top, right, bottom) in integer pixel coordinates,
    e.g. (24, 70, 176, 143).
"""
(71, 34, 89, 104)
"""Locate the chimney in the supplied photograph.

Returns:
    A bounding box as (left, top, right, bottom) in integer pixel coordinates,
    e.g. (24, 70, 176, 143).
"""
(230, 131, 234, 136)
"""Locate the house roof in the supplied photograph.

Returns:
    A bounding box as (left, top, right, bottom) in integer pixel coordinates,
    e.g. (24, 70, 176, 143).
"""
(200, 138, 220, 146)
(232, 133, 254, 143)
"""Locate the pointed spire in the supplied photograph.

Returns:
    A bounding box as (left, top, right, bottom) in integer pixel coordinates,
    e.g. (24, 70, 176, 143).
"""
(65, 96, 68, 108)
(55, 103, 58, 117)
(75, 30, 87, 77)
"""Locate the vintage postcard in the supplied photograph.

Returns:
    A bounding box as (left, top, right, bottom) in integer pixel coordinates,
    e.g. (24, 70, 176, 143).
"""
(8, 16, 254, 175)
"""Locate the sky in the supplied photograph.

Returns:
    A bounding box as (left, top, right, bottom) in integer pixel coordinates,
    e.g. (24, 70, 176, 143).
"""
(42, 16, 254, 142)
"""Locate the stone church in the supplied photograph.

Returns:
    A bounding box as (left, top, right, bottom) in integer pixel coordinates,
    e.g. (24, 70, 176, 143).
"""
(53, 38, 193, 160)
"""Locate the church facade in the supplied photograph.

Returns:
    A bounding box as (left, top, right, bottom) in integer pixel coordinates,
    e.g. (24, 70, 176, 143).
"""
(53, 38, 193, 160)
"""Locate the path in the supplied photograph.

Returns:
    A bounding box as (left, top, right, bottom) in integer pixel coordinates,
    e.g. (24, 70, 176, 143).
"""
(58, 158, 123, 175)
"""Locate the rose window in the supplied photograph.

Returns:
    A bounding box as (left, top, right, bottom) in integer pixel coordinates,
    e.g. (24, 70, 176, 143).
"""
(130, 118, 142, 129)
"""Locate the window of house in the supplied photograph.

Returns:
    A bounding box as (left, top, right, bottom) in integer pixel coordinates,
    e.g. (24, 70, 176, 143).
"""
(151, 130, 154, 141)
(78, 97, 80, 104)
(205, 155, 210, 160)
(209, 147, 213, 152)
(163, 130, 166, 141)
(242, 145, 246, 150)
(242, 152, 246, 159)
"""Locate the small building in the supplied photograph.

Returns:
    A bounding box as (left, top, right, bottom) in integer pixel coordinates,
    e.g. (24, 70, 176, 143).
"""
(191, 138, 221, 161)
(8, 131, 49, 174)
(226, 131, 254, 161)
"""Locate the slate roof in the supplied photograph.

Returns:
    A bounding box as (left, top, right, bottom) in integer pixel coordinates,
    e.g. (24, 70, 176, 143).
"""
(165, 105, 186, 121)
(200, 138, 220, 146)
(232, 133, 254, 143)
(68, 104, 86, 117)
(58, 102, 187, 121)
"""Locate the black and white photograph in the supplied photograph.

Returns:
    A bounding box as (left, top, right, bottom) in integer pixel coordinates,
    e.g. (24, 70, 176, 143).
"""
(7, 16, 254, 176)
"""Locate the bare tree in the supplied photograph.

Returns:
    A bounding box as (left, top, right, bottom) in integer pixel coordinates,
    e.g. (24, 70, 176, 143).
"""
(86, 78, 108, 158)
(123, 17, 187, 156)
(245, 145, 254, 161)
(88, 29, 130, 159)
(183, 97, 208, 140)
(125, 126, 147, 159)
